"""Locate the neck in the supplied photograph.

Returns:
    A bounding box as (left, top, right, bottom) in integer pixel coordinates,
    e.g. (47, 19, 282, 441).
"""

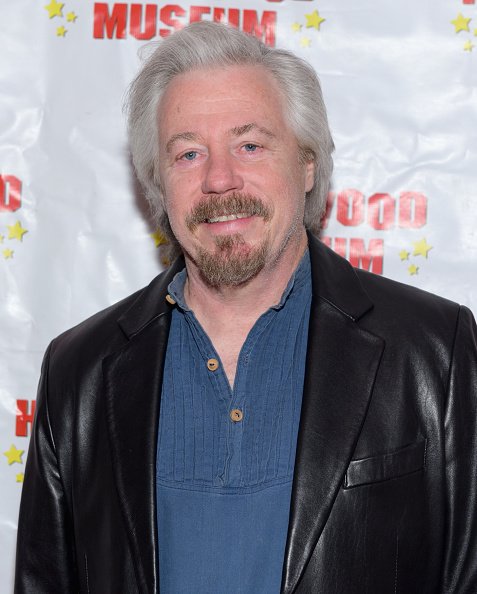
(183, 230, 307, 327)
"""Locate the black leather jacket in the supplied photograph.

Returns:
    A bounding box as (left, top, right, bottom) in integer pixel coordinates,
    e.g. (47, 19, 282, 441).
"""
(15, 235, 477, 593)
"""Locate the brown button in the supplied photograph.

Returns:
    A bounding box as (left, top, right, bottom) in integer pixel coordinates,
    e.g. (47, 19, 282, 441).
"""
(165, 294, 176, 305)
(207, 358, 219, 371)
(230, 409, 243, 422)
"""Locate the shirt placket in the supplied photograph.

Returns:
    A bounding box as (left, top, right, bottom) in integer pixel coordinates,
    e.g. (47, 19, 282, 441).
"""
(223, 310, 277, 486)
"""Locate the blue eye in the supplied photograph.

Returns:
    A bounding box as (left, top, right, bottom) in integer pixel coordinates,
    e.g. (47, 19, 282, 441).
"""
(182, 151, 197, 161)
(244, 144, 258, 152)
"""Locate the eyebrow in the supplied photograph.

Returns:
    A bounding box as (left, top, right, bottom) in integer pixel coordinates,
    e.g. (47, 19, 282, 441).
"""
(230, 122, 276, 139)
(165, 131, 201, 154)
(165, 123, 276, 153)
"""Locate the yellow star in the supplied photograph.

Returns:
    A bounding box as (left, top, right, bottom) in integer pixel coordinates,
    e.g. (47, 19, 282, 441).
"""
(408, 264, 419, 276)
(3, 444, 24, 465)
(399, 250, 410, 261)
(66, 12, 78, 22)
(300, 36, 312, 48)
(151, 229, 168, 248)
(7, 220, 28, 241)
(56, 25, 67, 37)
(464, 40, 474, 51)
(3, 248, 14, 259)
(474, 28, 477, 36)
(451, 13, 471, 34)
(16, 473, 25, 483)
(412, 238, 433, 258)
(305, 10, 325, 30)
(0, 234, 4, 243)
(291, 22, 302, 33)
(44, 0, 64, 18)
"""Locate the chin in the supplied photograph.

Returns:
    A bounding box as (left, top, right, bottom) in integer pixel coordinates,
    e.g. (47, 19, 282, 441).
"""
(194, 234, 270, 288)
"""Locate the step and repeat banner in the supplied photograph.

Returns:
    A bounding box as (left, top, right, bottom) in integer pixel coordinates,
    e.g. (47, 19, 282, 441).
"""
(1, 0, 476, 589)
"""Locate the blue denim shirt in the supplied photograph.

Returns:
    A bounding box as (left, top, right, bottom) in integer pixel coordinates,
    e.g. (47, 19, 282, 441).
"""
(157, 252, 312, 593)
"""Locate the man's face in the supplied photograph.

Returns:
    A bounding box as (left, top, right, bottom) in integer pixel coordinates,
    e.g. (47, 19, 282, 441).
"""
(157, 64, 314, 287)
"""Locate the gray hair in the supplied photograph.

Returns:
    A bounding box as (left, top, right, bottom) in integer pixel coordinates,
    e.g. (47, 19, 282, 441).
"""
(125, 21, 334, 248)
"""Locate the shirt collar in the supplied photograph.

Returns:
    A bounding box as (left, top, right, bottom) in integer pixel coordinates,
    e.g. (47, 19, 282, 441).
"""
(167, 249, 311, 313)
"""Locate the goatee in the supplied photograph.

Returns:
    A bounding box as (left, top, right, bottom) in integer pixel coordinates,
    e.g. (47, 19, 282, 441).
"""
(185, 193, 273, 288)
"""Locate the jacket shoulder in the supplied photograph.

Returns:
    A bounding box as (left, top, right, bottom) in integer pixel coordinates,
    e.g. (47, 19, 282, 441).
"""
(355, 267, 460, 315)
(50, 287, 141, 361)
(352, 268, 465, 351)
(308, 234, 464, 331)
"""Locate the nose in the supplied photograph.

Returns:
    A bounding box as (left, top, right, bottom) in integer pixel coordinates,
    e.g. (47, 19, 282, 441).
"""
(201, 149, 244, 195)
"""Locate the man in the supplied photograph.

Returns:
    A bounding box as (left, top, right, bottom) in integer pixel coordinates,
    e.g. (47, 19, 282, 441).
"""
(15, 22, 477, 593)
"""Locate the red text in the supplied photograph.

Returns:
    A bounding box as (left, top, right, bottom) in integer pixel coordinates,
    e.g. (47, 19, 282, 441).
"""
(322, 190, 427, 231)
(16, 400, 36, 437)
(321, 237, 384, 275)
(93, 3, 277, 46)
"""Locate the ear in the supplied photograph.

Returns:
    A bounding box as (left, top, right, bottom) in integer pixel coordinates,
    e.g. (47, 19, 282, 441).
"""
(304, 160, 315, 193)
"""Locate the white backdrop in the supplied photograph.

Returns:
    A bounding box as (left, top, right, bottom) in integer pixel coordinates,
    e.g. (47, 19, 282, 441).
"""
(1, 0, 477, 589)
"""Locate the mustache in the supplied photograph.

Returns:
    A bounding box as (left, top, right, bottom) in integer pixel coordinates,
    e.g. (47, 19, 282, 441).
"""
(185, 193, 273, 231)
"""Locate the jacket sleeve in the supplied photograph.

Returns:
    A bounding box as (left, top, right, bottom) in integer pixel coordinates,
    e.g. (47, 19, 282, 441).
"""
(442, 305, 477, 592)
(14, 343, 79, 593)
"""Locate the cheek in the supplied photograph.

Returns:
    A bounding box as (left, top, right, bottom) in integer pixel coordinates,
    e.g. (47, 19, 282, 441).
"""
(163, 175, 194, 210)
(163, 196, 184, 232)
(165, 174, 202, 213)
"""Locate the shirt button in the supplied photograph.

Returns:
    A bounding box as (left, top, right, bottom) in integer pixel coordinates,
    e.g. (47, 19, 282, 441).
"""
(165, 294, 176, 305)
(230, 409, 243, 422)
(207, 358, 219, 371)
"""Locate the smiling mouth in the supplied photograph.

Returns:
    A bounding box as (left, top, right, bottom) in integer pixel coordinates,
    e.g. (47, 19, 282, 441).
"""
(186, 193, 273, 232)
(206, 213, 250, 223)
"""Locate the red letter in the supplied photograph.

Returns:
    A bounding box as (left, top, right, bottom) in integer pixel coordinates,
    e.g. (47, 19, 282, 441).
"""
(130, 4, 157, 40)
(242, 10, 276, 47)
(213, 7, 226, 23)
(0, 175, 21, 212)
(349, 238, 383, 274)
(159, 5, 186, 37)
(337, 189, 364, 227)
(190, 6, 211, 22)
(398, 191, 427, 229)
(463, 0, 474, 4)
(367, 193, 395, 230)
(16, 400, 36, 437)
(213, 7, 240, 28)
(93, 3, 127, 39)
(321, 236, 331, 248)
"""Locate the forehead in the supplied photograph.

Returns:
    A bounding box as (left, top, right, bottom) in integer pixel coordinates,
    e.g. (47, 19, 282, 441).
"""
(157, 64, 289, 133)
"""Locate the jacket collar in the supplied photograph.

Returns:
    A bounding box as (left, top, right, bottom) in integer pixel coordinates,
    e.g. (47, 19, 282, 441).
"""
(118, 233, 373, 338)
(105, 234, 384, 593)
(306, 232, 373, 320)
(117, 232, 373, 338)
(117, 255, 184, 339)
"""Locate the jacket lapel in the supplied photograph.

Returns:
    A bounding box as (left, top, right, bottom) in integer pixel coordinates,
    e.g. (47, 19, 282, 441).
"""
(281, 236, 385, 593)
(103, 258, 183, 593)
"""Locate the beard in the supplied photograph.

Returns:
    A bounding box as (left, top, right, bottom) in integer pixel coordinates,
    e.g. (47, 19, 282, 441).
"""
(184, 193, 273, 288)
(195, 232, 271, 287)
